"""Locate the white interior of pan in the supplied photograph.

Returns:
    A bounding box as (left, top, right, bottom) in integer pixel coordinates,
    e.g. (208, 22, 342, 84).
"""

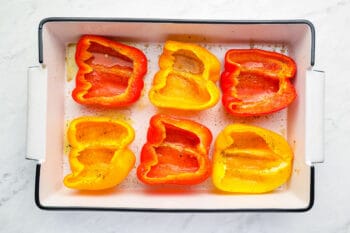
(38, 21, 313, 210)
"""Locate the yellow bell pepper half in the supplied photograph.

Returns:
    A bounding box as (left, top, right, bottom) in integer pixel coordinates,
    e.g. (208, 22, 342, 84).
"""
(149, 40, 220, 110)
(64, 116, 135, 190)
(212, 124, 293, 193)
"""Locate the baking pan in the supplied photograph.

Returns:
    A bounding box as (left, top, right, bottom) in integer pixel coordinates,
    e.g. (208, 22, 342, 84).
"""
(26, 18, 325, 211)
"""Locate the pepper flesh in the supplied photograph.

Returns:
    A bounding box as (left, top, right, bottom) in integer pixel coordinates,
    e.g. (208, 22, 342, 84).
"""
(72, 35, 147, 107)
(220, 49, 297, 116)
(149, 40, 220, 110)
(64, 116, 135, 190)
(137, 114, 212, 185)
(212, 124, 293, 193)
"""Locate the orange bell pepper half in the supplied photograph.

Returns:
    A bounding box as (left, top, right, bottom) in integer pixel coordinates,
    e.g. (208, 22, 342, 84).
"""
(212, 124, 293, 193)
(148, 40, 220, 110)
(137, 114, 212, 185)
(220, 49, 297, 116)
(64, 116, 135, 190)
(72, 35, 147, 107)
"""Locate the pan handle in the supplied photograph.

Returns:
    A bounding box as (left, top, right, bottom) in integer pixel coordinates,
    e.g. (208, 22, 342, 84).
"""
(26, 65, 47, 163)
(305, 69, 325, 165)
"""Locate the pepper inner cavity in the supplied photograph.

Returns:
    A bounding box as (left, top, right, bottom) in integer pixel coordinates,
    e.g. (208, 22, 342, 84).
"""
(87, 42, 133, 68)
(172, 49, 204, 74)
(77, 148, 115, 166)
(84, 42, 134, 97)
(75, 122, 128, 145)
(158, 73, 211, 104)
(223, 132, 282, 170)
(147, 146, 200, 177)
(235, 72, 279, 102)
(147, 124, 201, 177)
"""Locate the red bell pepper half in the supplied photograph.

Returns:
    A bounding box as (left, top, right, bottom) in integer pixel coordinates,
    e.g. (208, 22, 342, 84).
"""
(137, 114, 212, 185)
(220, 49, 297, 116)
(72, 35, 147, 107)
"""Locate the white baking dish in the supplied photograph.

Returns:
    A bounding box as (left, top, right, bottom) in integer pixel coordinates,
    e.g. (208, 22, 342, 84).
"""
(26, 18, 325, 211)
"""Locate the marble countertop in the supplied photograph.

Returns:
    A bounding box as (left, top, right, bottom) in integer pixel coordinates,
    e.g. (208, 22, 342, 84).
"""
(1, 0, 349, 232)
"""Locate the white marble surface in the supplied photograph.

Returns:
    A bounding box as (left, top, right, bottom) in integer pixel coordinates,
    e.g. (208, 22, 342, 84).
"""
(0, 0, 349, 232)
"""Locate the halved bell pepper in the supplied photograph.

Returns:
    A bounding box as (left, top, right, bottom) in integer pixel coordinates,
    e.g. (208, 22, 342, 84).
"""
(212, 124, 293, 193)
(220, 49, 297, 116)
(148, 40, 220, 110)
(72, 35, 147, 107)
(64, 116, 135, 190)
(137, 114, 212, 185)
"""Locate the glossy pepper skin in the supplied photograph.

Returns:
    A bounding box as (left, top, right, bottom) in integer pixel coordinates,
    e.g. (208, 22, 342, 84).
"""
(220, 49, 297, 116)
(149, 40, 220, 110)
(64, 116, 135, 190)
(137, 114, 212, 185)
(212, 124, 293, 193)
(72, 35, 147, 107)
